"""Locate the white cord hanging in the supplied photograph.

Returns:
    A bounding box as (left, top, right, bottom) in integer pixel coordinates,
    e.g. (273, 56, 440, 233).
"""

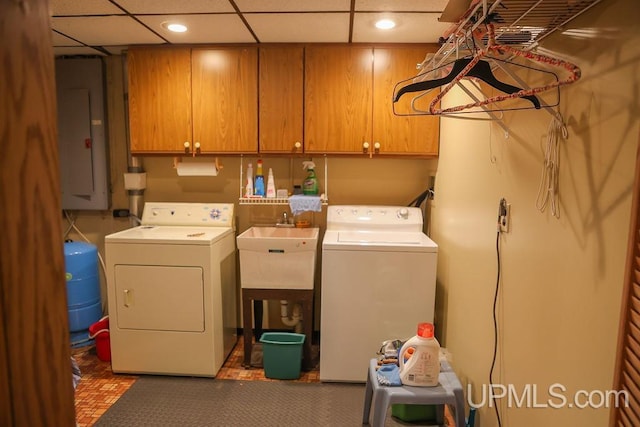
(535, 112, 567, 218)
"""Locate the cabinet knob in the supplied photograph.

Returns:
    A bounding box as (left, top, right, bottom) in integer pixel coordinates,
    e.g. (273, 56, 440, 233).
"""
(194, 142, 201, 149)
(374, 142, 381, 154)
(294, 141, 302, 150)
(362, 142, 370, 153)
(184, 141, 190, 153)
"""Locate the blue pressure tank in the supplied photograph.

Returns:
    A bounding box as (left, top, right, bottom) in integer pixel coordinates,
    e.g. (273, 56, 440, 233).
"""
(64, 241, 102, 346)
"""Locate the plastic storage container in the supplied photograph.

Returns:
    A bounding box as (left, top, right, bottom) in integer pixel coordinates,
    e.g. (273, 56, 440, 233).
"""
(392, 404, 436, 422)
(64, 241, 102, 346)
(260, 332, 305, 379)
(89, 316, 111, 361)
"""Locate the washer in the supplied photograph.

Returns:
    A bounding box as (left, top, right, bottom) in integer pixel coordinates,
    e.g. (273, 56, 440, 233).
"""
(105, 202, 236, 377)
(320, 205, 438, 382)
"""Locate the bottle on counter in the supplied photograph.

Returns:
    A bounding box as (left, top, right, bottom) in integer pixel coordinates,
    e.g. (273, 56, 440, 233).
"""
(254, 159, 265, 196)
(302, 161, 318, 195)
(245, 163, 253, 197)
(266, 168, 276, 198)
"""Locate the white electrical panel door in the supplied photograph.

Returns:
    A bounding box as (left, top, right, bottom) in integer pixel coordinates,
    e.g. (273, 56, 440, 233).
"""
(114, 265, 204, 332)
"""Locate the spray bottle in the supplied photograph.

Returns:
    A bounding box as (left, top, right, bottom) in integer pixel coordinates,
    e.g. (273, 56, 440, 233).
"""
(398, 322, 440, 387)
(302, 161, 318, 195)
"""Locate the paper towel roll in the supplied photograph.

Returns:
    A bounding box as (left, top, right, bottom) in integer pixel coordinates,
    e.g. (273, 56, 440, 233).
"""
(175, 162, 219, 176)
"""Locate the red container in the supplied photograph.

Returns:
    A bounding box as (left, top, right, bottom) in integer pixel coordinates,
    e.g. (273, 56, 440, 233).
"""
(88, 316, 111, 362)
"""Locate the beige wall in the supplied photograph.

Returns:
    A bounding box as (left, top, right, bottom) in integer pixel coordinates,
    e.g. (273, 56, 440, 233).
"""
(431, 0, 639, 425)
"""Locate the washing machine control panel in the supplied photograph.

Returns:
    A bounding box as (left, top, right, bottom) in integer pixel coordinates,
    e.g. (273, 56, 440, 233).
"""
(327, 205, 423, 231)
(141, 202, 234, 227)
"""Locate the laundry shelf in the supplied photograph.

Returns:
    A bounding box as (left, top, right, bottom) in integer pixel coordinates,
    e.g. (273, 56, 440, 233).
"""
(238, 197, 328, 206)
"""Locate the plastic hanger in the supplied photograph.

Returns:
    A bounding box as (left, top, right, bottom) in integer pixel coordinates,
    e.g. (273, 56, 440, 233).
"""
(393, 56, 541, 109)
(427, 24, 580, 115)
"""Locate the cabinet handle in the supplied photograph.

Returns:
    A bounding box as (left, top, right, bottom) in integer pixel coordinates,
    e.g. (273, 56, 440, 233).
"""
(374, 142, 381, 154)
(294, 141, 302, 151)
(362, 141, 370, 154)
(123, 289, 131, 307)
(184, 141, 190, 154)
(194, 142, 201, 156)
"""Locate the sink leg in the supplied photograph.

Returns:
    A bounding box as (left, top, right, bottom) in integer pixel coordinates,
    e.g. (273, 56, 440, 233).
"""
(253, 299, 263, 342)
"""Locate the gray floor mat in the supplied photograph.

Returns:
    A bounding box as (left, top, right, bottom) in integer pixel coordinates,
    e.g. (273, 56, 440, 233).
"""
(94, 376, 437, 426)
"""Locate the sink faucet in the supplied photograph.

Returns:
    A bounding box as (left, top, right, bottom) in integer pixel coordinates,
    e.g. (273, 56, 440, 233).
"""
(276, 211, 294, 227)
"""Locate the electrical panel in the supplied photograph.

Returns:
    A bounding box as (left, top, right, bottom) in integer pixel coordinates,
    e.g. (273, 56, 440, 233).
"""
(55, 57, 109, 210)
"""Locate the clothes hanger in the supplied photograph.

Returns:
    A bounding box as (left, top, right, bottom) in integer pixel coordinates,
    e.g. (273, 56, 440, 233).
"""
(427, 23, 581, 115)
(393, 56, 541, 109)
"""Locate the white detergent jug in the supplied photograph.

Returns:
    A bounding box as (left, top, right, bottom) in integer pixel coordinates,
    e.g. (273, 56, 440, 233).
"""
(398, 322, 440, 386)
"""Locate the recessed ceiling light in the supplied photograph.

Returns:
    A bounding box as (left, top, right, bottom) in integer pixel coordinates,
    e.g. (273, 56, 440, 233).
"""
(162, 22, 188, 33)
(375, 19, 396, 30)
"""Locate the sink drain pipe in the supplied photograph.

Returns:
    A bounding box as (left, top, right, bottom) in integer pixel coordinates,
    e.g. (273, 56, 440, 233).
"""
(280, 300, 303, 333)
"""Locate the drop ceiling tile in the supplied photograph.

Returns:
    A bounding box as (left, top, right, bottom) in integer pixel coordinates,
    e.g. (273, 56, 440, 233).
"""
(234, 0, 350, 12)
(52, 16, 165, 46)
(52, 31, 82, 46)
(115, 0, 234, 14)
(54, 46, 108, 57)
(51, 0, 124, 16)
(352, 12, 450, 43)
(355, 0, 448, 11)
(137, 14, 256, 43)
(245, 13, 350, 42)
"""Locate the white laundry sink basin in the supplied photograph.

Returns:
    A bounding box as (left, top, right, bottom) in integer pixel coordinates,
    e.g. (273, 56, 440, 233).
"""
(237, 227, 319, 290)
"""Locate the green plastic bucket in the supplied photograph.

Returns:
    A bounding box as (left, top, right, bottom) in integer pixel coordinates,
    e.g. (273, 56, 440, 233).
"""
(260, 332, 305, 380)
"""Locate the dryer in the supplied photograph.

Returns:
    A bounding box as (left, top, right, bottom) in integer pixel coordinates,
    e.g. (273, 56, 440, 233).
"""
(320, 205, 438, 382)
(105, 202, 236, 377)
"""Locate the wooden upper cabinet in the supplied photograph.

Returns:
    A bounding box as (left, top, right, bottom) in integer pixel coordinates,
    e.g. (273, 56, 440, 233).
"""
(192, 47, 258, 153)
(373, 47, 440, 156)
(259, 46, 304, 153)
(305, 46, 373, 154)
(127, 48, 192, 153)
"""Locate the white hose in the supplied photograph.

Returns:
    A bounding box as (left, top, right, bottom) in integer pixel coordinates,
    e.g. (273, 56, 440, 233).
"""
(535, 112, 567, 218)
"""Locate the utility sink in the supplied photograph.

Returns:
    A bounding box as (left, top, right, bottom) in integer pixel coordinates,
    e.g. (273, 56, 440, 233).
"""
(237, 227, 319, 290)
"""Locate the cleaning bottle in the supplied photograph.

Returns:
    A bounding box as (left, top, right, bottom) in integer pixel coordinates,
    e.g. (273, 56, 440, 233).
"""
(302, 161, 318, 195)
(254, 159, 265, 196)
(398, 322, 440, 387)
(245, 163, 253, 197)
(266, 168, 276, 198)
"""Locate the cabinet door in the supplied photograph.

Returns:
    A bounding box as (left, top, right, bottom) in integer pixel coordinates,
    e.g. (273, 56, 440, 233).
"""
(127, 48, 192, 154)
(259, 46, 304, 154)
(373, 47, 440, 156)
(192, 48, 258, 153)
(305, 46, 373, 154)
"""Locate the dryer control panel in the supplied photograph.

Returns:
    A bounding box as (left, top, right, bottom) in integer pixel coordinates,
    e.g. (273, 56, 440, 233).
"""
(140, 202, 234, 227)
(326, 205, 423, 232)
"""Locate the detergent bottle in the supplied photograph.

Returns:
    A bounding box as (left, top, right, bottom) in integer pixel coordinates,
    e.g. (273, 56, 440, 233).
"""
(302, 161, 318, 195)
(254, 159, 265, 196)
(398, 322, 440, 386)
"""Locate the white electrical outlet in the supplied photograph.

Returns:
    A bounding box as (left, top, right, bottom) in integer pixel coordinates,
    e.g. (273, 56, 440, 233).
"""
(500, 203, 511, 233)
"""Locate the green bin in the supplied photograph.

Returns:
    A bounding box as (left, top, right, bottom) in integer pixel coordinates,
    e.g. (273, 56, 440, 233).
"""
(391, 404, 437, 422)
(259, 332, 305, 380)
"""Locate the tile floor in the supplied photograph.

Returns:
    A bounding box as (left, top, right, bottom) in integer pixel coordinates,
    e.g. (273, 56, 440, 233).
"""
(71, 335, 319, 427)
